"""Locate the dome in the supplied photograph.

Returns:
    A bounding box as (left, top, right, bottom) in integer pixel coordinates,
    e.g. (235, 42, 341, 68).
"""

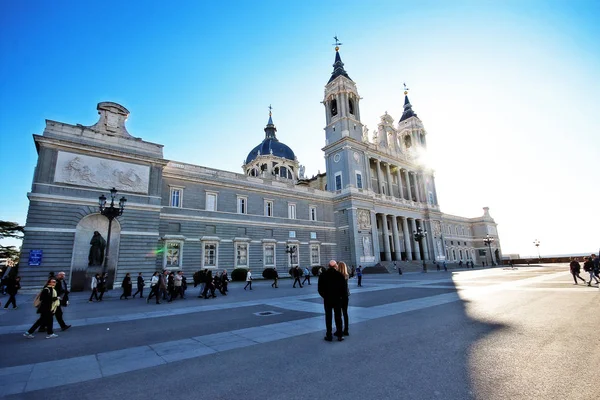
(244, 112, 296, 164)
(245, 138, 296, 164)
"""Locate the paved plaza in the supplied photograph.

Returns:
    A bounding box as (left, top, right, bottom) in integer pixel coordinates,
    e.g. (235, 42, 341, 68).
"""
(1, 265, 599, 399)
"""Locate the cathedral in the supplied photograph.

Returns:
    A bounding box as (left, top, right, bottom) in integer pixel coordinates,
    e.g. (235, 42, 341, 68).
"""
(18, 45, 501, 290)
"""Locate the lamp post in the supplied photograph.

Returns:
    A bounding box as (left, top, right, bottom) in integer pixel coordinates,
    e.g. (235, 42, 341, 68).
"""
(483, 234, 494, 266)
(285, 245, 297, 267)
(98, 188, 127, 280)
(533, 239, 541, 260)
(413, 226, 428, 272)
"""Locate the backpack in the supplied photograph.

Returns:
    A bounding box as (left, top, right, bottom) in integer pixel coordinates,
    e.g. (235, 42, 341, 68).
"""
(33, 290, 42, 308)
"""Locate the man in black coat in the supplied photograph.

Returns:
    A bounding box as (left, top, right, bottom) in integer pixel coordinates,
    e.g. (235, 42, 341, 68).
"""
(318, 260, 346, 342)
(40, 271, 71, 332)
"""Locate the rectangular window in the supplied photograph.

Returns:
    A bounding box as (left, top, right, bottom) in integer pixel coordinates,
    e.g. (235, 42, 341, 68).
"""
(165, 241, 182, 268)
(170, 188, 182, 207)
(265, 200, 273, 217)
(265, 229, 273, 237)
(310, 244, 320, 265)
(206, 225, 216, 234)
(335, 173, 342, 191)
(309, 206, 317, 221)
(288, 203, 296, 219)
(356, 172, 363, 189)
(206, 193, 217, 211)
(236, 243, 248, 267)
(428, 191, 434, 204)
(204, 243, 217, 267)
(310, 232, 317, 240)
(264, 244, 275, 266)
(237, 196, 247, 214)
(289, 231, 296, 238)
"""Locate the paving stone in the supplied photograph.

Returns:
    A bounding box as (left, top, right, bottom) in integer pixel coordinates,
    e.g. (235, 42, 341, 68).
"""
(150, 338, 215, 363)
(97, 345, 166, 377)
(26, 355, 101, 392)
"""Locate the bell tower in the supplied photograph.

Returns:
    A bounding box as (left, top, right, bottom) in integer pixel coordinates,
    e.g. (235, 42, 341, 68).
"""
(322, 38, 368, 192)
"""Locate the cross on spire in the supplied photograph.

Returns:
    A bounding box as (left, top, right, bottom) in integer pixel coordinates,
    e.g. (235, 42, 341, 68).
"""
(403, 82, 410, 95)
(268, 104, 272, 116)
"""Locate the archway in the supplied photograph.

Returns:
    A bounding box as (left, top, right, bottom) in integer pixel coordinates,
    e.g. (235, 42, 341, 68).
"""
(69, 214, 121, 291)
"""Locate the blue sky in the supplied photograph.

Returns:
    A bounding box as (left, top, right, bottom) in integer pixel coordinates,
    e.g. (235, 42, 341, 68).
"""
(1, 0, 599, 257)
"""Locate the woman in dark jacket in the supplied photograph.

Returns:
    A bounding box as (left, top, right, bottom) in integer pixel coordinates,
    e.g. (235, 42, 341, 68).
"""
(4, 276, 21, 309)
(24, 278, 59, 339)
(570, 259, 586, 284)
(338, 261, 350, 336)
(167, 272, 175, 302)
(120, 273, 132, 299)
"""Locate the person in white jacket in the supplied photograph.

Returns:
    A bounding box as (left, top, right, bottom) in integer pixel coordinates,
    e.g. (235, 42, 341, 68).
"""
(244, 270, 252, 290)
(146, 272, 161, 304)
(88, 273, 100, 302)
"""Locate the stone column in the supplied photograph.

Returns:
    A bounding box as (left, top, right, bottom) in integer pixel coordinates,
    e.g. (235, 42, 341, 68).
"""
(385, 163, 393, 197)
(391, 215, 401, 261)
(381, 214, 392, 261)
(375, 160, 384, 195)
(402, 217, 413, 260)
(365, 155, 373, 191)
(412, 172, 421, 202)
(410, 218, 421, 260)
(396, 167, 404, 200)
(404, 169, 413, 201)
(370, 211, 380, 262)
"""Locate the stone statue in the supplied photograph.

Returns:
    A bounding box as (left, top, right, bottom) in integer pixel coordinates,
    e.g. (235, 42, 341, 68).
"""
(88, 231, 106, 266)
(362, 125, 369, 143)
(299, 165, 305, 179)
(362, 236, 372, 257)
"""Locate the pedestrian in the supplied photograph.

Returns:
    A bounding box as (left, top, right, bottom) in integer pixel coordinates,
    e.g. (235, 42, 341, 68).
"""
(89, 273, 100, 302)
(159, 270, 168, 300)
(202, 270, 217, 298)
(50, 272, 71, 332)
(120, 273, 132, 299)
(569, 258, 586, 285)
(436, 262, 440, 271)
(338, 261, 350, 336)
(398, 264, 403, 275)
(167, 272, 176, 302)
(147, 272, 161, 304)
(292, 265, 303, 288)
(174, 271, 183, 299)
(350, 265, 356, 278)
(271, 267, 279, 288)
(318, 260, 345, 342)
(3, 276, 21, 309)
(302, 266, 311, 285)
(583, 257, 599, 286)
(592, 254, 600, 280)
(443, 261, 447, 271)
(24, 277, 60, 339)
(97, 273, 107, 301)
(356, 265, 363, 287)
(244, 269, 253, 290)
(132, 272, 145, 298)
(179, 271, 188, 298)
(220, 269, 228, 294)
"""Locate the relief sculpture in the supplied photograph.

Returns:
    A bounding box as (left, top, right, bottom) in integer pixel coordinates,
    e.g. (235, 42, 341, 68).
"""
(357, 209, 371, 230)
(55, 151, 150, 193)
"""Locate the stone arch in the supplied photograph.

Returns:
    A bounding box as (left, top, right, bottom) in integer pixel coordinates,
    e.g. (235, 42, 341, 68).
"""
(69, 213, 121, 291)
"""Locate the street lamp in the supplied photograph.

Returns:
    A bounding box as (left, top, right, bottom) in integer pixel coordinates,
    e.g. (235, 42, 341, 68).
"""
(533, 239, 541, 260)
(483, 234, 494, 266)
(98, 188, 127, 280)
(285, 245, 297, 267)
(413, 226, 428, 272)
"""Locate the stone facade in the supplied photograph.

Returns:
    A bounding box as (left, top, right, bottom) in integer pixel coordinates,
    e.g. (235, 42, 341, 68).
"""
(18, 51, 501, 290)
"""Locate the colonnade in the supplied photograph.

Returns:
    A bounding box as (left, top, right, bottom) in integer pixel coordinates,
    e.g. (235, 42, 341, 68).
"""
(375, 213, 430, 262)
(369, 158, 436, 205)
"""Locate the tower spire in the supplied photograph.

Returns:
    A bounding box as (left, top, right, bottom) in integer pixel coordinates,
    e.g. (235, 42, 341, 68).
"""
(328, 36, 352, 84)
(400, 83, 417, 122)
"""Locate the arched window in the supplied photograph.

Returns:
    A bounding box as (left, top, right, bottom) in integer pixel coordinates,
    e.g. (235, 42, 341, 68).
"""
(404, 135, 412, 148)
(348, 98, 354, 115)
(330, 99, 338, 116)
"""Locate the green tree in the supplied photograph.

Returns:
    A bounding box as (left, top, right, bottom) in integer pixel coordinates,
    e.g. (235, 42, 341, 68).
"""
(0, 221, 24, 261)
